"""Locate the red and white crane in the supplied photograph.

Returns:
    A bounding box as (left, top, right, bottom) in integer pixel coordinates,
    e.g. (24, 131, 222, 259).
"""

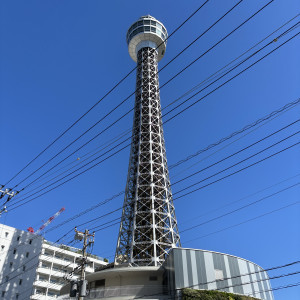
(27, 207, 65, 234)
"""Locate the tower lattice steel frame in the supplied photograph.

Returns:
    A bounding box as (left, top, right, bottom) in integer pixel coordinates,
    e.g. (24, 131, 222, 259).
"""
(115, 15, 180, 267)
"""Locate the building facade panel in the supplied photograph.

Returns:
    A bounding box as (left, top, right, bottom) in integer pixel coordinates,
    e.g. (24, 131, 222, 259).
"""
(164, 248, 274, 300)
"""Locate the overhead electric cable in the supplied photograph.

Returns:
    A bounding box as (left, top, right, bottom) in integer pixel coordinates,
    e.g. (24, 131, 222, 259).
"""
(7, 32, 299, 210)
(9, 95, 300, 208)
(8, 1, 217, 190)
(22, 14, 299, 197)
(172, 120, 299, 186)
(174, 140, 300, 200)
(170, 104, 299, 180)
(77, 178, 300, 235)
(10, 120, 299, 210)
(4, 0, 210, 187)
(163, 13, 300, 111)
(159, 0, 275, 91)
(180, 182, 300, 233)
(183, 200, 299, 244)
(13, 14, 296, 197)
(163, 29, 300, 123)
(55, 140, 300, 237)
(179, 173, 300, 226)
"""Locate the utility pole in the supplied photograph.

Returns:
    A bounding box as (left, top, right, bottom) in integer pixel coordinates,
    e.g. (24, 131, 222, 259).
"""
(73, 227, 95, 299)
(0, 185, 19, 205)
(0, 186, 19, 215)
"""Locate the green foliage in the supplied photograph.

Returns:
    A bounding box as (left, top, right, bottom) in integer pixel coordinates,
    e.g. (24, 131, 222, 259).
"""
(181, 289, 259, 300)
(104, 258, 109, 263)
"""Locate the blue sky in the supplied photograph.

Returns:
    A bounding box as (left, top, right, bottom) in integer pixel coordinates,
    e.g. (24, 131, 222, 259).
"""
(0, 0, 299, 298)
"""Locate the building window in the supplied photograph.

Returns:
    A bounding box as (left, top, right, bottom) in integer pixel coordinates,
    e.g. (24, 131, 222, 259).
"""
(1, 245, 4, 250)
(95, 279, 105, 287)
(5, 276, 9, 282)
(9, 262, 13, 268)
(13, 248, 17, 254)
(16, 294, 19, 299)
(19, 279, 22, 285)
(1, 291, 5, 297)
(17, 236, 20, 241)
(29, 239, 32, 245)
(5, 232, 8, 237)
(149, 276, 157, 281)
(26, 252, 29, 258)
(23, 265, 26, 271)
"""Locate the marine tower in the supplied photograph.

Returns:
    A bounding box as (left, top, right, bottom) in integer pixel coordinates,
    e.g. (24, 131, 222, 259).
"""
(115, 15, 181, 267)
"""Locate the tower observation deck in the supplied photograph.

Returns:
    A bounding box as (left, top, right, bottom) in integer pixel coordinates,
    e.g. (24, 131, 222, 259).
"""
(115, 15, 181, 267)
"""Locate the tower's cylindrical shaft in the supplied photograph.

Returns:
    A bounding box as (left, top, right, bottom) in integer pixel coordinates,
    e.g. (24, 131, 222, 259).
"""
(115, 16, 180, 267)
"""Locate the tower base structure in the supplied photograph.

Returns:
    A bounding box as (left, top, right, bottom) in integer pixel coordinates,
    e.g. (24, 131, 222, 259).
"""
(59, 248, 274, 300)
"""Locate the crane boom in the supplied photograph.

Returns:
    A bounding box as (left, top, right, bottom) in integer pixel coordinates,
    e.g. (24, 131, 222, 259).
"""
(28, 207, 65, 234)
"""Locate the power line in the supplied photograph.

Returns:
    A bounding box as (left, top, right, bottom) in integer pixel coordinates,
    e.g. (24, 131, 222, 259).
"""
(7, 33, 299, 211)
(72, 141, 300, 235)
(174, 140, 300, 200)
(172, 120, 299, 186)
(160, 0, 275, 91)
(18, 14, 299, 198)
(170, 104, 299, 181)
(8, 1, 219, 191)
(79, 178, 300, 236)
(8, 94, 299, 211)
(16, 19, 299, 197)
(80, 131, 300, 231)
(7, 25, 298, 210)
(84, 138, 300, 234)
(163, 30, 300, 124)
(8, 0, 245, 195)
(4, 0, 210, 188)
(163, 14, 300, 112)
(179, 173, 300, 226)
(180, 182, 300, 233)
(9, 0, 269, 191)
(9, 115, 299, 214)
(183, 201, 300, 244)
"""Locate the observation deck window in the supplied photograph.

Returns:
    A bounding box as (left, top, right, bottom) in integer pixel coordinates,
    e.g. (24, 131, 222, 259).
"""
(144, 20, 150, 25)
(137, 20, 143, 26)
(145, 26, 150, 32)
(150, 20, 156, 26)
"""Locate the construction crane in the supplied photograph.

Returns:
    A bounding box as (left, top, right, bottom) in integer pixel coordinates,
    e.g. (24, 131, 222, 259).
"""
(27, 207, 65, 234)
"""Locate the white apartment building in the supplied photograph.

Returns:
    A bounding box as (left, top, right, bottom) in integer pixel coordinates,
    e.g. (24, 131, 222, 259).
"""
(0, 224, 107, 299)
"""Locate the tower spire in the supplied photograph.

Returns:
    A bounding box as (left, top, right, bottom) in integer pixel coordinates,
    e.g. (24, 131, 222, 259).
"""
(115, 15, 180, 267)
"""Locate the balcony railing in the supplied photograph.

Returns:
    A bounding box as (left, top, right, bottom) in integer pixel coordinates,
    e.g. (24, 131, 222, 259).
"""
(43, 240, 104, 261)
